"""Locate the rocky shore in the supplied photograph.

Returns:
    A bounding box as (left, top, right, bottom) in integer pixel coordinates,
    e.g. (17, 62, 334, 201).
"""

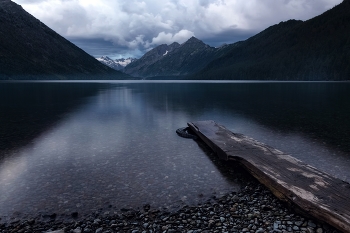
(0, 176, 340, 233)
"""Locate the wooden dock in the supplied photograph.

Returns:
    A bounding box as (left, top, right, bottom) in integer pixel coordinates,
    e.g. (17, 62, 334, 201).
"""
(188, 120, 350, 232)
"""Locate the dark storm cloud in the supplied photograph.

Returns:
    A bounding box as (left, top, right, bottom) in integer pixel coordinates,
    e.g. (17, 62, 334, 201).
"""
(12, 0, 343, 58)
(69, 38, 144, 59)
(201, 28, 257, 47)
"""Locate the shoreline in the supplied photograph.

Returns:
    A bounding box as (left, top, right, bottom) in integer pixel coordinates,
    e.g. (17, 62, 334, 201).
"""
(0, 169, 340, 233)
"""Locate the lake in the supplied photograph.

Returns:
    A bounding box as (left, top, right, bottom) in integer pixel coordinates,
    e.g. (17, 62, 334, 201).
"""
(0, 81, 349, 221)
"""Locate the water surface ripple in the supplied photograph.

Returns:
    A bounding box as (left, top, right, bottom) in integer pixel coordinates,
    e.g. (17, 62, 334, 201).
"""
(0, 81, 349, 221)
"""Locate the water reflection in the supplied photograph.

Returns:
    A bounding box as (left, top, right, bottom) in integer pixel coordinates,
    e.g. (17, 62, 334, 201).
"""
(0, 82, 107, 155)
(0, 83, 240, 221)
(132, 82, 350, 182)
(0, 81, 349, 222)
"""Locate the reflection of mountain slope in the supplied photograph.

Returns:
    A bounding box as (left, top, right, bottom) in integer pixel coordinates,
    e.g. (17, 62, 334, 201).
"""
(0, 83, 109, 155)
(137, 82, 350, 153)
(0, 0, 129, 80)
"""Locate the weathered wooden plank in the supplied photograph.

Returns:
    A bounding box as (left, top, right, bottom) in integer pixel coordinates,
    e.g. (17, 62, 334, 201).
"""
(188, 120, 350, 233)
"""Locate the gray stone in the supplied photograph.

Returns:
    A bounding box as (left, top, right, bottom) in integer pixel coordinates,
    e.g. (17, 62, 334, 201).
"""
(0, 178, 341, 233)
(295, 221, 304, 226)
(94, 219, 101, 224)
(308, 221, 317, 228)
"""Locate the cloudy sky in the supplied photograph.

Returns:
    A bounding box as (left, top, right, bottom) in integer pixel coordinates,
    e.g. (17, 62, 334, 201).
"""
(12, 0, 342, 59)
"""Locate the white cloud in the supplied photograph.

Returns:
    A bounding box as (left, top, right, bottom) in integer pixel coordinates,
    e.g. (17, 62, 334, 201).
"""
(12, 0, 343, 58)
(151, 30, 195, 45)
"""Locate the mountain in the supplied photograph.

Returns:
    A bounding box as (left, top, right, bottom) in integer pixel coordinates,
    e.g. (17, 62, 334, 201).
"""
(124, 42, 180, 77)
(0, 0, 130, 80)
(144, 37, 218, 78)
(96, 56, 137, 71)
(190, 0, 350, 80)
(124, 37, 222, 78)
(115, 57, 138, 68)
(96, 56, 124, 70)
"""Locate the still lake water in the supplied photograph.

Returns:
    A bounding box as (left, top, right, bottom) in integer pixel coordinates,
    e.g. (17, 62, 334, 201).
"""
(0, 81, 350, 221)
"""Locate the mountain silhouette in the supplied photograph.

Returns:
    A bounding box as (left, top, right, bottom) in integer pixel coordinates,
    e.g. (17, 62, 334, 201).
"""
(0, 0, 130, 80)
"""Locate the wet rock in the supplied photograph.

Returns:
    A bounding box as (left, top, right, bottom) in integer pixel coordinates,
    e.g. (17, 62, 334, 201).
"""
(83, 228, 92, 233)
(143, 204, 150, 212)
(308, 221, 317, 228)
(0, 181, 341, 233)
(71, 212, 79, 218)
(295, 220, 303, 226)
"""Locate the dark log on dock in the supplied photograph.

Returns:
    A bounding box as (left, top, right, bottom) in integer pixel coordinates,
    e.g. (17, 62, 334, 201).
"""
(188, 120, 350, 233)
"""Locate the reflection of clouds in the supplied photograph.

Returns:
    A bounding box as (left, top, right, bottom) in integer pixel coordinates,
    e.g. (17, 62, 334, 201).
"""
(0, 85, 237, 219)
(96, 87, 133, 110)
(0, 153, 28, 189)
(2, 82, 348, 220)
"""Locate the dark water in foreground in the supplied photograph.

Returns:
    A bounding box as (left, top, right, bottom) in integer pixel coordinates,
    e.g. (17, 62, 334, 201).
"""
(0, 81, 349, 221)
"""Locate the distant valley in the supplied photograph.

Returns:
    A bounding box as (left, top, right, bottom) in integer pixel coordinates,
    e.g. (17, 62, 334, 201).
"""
(124, 37, 229, 79)
(97, 37, 229, 79)
(1, 0, 349, 80)
(98, 0, 350, 81)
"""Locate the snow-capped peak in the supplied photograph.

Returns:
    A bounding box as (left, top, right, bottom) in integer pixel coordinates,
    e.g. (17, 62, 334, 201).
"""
(96, 56, 137, 70)
(96, 56, 113, 62)
(116, 57, 137, 67)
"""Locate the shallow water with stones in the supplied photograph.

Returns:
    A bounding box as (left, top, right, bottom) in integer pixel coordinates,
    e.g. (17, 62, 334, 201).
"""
(0, 81, 349, 222)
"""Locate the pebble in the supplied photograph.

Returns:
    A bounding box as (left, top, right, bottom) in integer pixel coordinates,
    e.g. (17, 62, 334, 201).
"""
(295, 220, 303, 226)
(308, 221, 317, 228)
(0, 180, 341, 233)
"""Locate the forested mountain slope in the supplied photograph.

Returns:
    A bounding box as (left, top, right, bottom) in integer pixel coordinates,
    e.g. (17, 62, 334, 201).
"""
(191, 0, 350, 80)
(124, 37, 226, 78)
(0, 0, 129, 80)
